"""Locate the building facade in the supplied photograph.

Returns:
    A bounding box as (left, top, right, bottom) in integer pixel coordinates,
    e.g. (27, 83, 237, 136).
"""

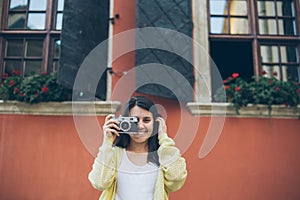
(0, 1, 300, 200)
(1, 0, 299, 102)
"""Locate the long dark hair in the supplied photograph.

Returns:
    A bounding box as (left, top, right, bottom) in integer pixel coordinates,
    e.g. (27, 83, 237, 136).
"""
(113, 96, 160, 166)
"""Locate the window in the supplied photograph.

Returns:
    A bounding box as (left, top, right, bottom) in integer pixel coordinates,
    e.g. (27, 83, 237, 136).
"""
(8, 0, 47, 30)
(260, 44, 299, 81)
(55, 0, 64, 30)
(257, 0, 297, 35)
(0, 0, 64, 77)
(209, 0, 300, 86)
(210, 0, 249, 34)
(4, 38, 44, 76)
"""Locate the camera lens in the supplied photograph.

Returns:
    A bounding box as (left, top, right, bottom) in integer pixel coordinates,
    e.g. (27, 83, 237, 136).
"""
(120, 120, 131, 132)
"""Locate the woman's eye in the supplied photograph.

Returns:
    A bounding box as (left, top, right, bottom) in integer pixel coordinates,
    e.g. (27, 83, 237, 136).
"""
(143, 118, 151, 123)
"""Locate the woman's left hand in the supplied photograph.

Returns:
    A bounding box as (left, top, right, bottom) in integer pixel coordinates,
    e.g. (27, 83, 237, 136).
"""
(156, 117, 167, 136)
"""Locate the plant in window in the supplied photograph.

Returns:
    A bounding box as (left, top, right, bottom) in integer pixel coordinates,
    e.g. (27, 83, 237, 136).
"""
(0, 71, 72, 103)
(0, 70, 23, 101)
(214, 71, 300, 114)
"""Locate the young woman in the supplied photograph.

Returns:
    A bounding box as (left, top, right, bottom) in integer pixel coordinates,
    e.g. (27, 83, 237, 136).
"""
(88, 96, 187, 200)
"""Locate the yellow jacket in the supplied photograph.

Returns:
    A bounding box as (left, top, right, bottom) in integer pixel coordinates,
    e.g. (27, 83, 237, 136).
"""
(88, 133, 187, 200)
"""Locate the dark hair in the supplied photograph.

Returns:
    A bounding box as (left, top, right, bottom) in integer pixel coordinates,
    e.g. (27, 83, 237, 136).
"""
(113, 96, 160, 166)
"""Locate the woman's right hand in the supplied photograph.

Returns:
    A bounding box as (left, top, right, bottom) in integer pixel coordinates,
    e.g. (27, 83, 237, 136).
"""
(102, 114, 120, 141)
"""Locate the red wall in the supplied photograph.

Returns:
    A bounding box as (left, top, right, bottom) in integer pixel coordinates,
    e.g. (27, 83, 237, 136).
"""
(0, 115, 99, 200)
(181, 117, 300, 200)
(1, 113, 300, 200)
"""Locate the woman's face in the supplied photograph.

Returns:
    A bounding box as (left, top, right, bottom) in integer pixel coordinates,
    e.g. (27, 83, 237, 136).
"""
(129, 105, 154, 144)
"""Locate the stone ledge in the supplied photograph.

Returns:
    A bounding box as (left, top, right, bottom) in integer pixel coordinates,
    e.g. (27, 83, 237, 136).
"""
(187, 102, 300, 119)
(0, 101, 121, 116)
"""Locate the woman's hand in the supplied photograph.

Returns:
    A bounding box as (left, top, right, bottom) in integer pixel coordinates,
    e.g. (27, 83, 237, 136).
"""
(156, 117, 167, 136)
(102, 114, 120, 141)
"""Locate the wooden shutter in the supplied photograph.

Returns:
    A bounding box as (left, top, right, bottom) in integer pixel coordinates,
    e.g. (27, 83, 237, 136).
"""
(136, 0, 194, 101)
(58, 0, 109, 100)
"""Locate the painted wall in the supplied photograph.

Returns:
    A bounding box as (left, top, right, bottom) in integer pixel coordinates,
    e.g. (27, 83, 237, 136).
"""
(1, 111, 300, 200)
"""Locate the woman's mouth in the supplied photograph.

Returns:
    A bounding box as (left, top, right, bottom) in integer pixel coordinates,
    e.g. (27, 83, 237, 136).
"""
(134, 130, 148, 135)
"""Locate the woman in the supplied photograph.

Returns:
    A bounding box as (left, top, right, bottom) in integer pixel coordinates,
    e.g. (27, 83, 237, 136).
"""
(88, 96, 187, 200)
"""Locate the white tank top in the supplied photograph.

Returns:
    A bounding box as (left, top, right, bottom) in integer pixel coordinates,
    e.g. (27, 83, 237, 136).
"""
(115, 149, 159, 200)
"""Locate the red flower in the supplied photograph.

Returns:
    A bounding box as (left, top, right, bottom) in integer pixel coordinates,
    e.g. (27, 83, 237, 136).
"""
(232, 73, 239, 79)
(9, 80, 15, 86)
(272, 71, 278, 76)
(2, 73, 8, 78)
(224, 85, 230, 90)
(19, 93, 25, 97)
(41, 86, 49, 93)
(11, 70, 21, 76)
(228, 77, 233, 81)
(275, 86, 280, 91)
(296, 89, 300, 93)
(223, 79, 228, 84)
(235, 86, 241, 92)
(13, 88, 19, 94)
(262, 70, 267, 75)
(269, 80, 273, 85)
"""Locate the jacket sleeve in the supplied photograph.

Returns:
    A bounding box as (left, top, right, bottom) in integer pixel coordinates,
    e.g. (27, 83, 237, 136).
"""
(158, 133, 187, 193)
(88, 136, 118, 191)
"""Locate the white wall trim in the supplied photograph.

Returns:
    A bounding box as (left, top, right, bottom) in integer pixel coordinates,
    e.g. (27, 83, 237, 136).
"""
(187, 102, 300, 119)
(0, 101, 121, 116)
(106, 0, 115, 100)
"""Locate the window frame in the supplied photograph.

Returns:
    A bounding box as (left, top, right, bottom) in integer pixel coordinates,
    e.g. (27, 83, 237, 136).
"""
(0, 0, 63, 77)
(188, 0, 300, 117)
(190, 0, 300, 104)
(209, 0, 251, 35)
(208, 0, 300, 79)
(3, 36, 45, 76)
(258, 42, 300, 81)
(256, 0, 298, 36)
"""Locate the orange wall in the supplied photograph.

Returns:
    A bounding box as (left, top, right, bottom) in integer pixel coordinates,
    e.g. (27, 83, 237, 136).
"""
(0, 115, 100, 200)
(111, 0, 136, 100)
(1, 113, 300, 200)
(181, 117, 300, 200)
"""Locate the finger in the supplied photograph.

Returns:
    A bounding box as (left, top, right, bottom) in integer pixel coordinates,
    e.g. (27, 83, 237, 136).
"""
(156, 117, 167, 133)
(107, 123, 120, 130)
(104, 120, 119, 130)
(156, 117, 166, 126)
(105, 114, 115, 122)
(103, 122, 121, 136)
(103, 126, 120, 138)
(113, 130, 120, 137)
(107, 128, 120, 137)
(106, 117, 119, 124)
(103, 123, 120, 134)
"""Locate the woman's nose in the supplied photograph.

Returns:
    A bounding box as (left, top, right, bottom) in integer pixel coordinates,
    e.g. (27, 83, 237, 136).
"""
(137, 121, 144, 128)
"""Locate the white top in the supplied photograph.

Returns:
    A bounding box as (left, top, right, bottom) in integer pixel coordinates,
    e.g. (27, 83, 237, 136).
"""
(115, 149, 159, 200)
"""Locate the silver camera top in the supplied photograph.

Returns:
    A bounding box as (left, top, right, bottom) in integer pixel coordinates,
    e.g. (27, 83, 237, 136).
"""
(113, 115, 138, 134)
(115, 116, 138, 122)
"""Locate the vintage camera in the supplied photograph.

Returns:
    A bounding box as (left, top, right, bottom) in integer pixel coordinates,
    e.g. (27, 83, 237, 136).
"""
(113, 116, 138, 134)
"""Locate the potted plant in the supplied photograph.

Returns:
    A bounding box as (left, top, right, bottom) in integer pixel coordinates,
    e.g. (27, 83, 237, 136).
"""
(214, 71, 300, 115)
(0, 70, 71, 104)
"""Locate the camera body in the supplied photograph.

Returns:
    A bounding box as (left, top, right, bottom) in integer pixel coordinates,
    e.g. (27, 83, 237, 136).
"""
(113, 116, 138, 134)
